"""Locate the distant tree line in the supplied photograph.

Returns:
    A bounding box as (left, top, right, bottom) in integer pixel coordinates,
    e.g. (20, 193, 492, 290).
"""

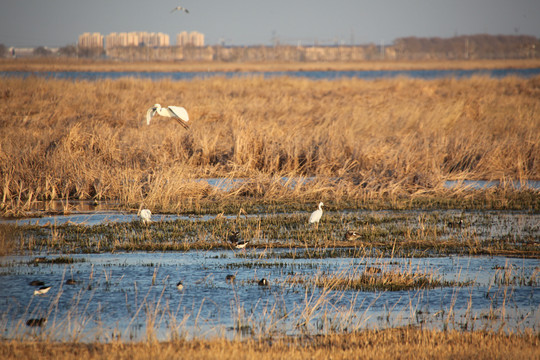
(1, 34, 538, 60)
(393, 34, 538, 60)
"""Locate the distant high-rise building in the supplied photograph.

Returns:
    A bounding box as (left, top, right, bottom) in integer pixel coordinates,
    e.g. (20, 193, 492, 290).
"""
(176, 31, 189, 46)
(104, 31, 170, 49)
(190, 31, 205, 47)
(176, 31, 205, 47)
(78, 32, 103, 48)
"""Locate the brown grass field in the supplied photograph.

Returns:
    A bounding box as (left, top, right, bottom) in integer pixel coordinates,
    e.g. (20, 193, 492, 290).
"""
(1, 60, 539, 216)
(1, 328, 538, 360)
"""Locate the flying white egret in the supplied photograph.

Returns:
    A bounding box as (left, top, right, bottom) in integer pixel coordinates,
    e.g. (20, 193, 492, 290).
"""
(171, 6, 189, 13)
(138, 207, 152, 224)
(145, 104, 190, 129)
(309, 202, 324, 229)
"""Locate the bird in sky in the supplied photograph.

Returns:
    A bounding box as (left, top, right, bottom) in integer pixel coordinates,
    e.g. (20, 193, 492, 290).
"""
(145, 104, 190, 129)
(309, 202, 324, 229)
(171, 6, 189, 14)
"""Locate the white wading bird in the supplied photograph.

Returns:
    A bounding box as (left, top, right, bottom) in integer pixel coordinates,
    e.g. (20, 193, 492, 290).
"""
(34, 286, 51, 296)
(309, 202, 324, 229)
(171, 6, 189, 13)
(138, 207, 152, 224)
(145, 104, 190, 129)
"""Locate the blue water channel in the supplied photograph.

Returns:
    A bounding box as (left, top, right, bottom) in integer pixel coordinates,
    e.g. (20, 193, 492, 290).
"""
(2, 67, 540, 81)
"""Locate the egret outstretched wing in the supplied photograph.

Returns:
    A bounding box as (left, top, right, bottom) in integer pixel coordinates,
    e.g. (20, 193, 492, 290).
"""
(167, 106, 189, 128)
(145, 107, 156, 125)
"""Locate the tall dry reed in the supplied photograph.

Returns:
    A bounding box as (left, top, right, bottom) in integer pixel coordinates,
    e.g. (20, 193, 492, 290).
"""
(1, 75, 539, 214)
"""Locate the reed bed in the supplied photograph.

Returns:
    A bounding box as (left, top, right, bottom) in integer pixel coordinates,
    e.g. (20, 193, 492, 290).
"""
(1, 328, 538, 360)
(1, 74, 539, 216)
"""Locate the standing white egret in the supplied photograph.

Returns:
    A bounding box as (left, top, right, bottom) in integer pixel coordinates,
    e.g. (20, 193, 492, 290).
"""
(138, 207, 152, 224)
(171, 6, 189, 13)
(145, 104, 190, 129)
(309, 202, 324, 229)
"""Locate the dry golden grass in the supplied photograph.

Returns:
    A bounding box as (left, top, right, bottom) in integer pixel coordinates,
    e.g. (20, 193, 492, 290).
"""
(1, 328, 538, 360)
(1, 73, 539, 214)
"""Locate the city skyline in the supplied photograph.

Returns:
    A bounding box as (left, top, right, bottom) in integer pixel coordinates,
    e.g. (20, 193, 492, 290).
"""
(78, 30, 205, 49)
(1, 0, 540, 48)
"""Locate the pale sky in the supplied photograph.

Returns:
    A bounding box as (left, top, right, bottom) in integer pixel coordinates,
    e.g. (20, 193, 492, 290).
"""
(1, 0, 539, 47)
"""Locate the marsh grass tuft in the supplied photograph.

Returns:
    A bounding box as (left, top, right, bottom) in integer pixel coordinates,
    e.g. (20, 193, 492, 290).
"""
(287, 263, 467, 291)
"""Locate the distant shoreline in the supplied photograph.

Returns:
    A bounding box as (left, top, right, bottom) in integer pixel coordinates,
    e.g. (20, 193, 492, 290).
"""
(1, 58, 540, 73)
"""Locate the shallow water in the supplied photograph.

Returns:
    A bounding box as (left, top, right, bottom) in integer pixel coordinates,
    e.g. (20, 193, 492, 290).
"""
(0, 251, 537, 342)
(2, 67, 540, 81)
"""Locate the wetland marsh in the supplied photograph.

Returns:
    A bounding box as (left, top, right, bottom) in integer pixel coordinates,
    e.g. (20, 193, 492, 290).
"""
(0, 59, 539, 358)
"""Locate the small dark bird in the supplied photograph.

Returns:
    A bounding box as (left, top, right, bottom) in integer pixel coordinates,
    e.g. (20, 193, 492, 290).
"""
(26, 318, 47, 327)
(228, 230, 249, 249)
(226, 274, 236, 282)
(228, 231, 240, 243)
(65, 279, 78, 285)
(34, 286, 51, 295)
(344, 230, 362, 241)
(29, 280, 45, 287)
(448, 218, 464, 228)
(258, 278, 269, 286)
(365, 266, 382, 274)
(176, 281, 184, 290)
